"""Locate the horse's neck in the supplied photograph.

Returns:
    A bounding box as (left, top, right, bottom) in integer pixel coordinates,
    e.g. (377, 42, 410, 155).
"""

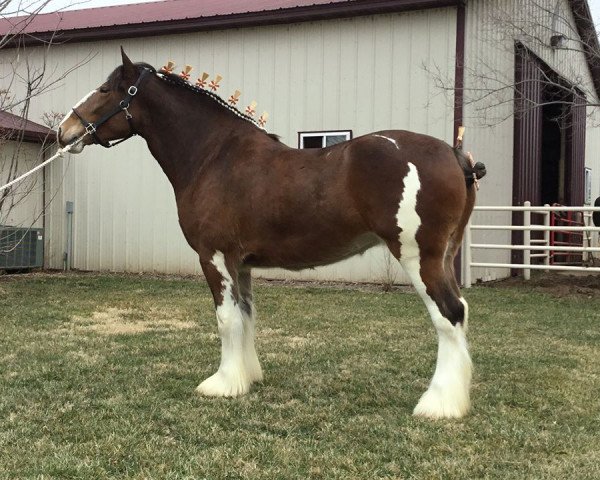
(137, 84, 239, 192)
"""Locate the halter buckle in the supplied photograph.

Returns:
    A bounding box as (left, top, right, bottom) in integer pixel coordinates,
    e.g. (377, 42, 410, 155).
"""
(128, 86, 138, 96)
(85, 123, 97, 134)
(120, 101, 133, 119)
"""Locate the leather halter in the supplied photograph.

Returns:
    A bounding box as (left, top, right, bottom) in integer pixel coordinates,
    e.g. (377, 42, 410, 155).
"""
(71, 68, 152, 148)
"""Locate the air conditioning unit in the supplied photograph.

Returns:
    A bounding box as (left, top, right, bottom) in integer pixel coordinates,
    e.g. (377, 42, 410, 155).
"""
(0, 226, 44, 270)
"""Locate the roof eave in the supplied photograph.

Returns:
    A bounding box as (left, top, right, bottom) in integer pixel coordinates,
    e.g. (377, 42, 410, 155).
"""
(8, 0, 460, 47)
(0, 128, 55, 144)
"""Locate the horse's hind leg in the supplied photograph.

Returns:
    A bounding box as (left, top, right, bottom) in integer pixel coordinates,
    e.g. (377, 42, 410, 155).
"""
(399, 254, 471, 418)
(400, 250, 472, 419)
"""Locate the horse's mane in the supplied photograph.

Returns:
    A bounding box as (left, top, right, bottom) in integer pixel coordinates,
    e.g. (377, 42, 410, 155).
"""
(108, 62, 280, 141)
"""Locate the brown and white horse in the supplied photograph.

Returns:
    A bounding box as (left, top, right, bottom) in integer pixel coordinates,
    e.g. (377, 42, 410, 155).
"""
(58, 50, 486, 419)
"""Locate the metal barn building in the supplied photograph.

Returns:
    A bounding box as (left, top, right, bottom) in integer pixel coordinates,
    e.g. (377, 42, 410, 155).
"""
(1, 0, 599, 283)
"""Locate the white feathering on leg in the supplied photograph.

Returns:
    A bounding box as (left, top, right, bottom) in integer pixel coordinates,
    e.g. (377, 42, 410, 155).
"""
(242, 303, 263, 383)
(396, 163, 472, 419)
(196, 251, 252, 397)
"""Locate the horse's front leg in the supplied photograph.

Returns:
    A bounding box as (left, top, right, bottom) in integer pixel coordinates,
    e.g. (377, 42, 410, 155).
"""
(196, 251, 253, 397)
(238, 269, 263, 384)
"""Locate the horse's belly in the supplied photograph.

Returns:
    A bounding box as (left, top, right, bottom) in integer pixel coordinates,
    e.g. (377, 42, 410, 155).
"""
(246, 232, 384, 270)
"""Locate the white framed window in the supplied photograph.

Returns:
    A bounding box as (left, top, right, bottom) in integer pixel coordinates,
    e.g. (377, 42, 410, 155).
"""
(298, 130, 352, 149)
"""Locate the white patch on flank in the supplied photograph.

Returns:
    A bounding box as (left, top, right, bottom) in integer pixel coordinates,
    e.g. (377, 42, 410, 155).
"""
(372, 134, 399, 149)
(396, 163, 421, 259)
(396, 162, 472, 419)
(196, 251, 254, 397)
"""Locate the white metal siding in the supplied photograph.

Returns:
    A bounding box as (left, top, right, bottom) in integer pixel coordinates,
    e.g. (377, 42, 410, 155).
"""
(463, 0, 600, 282)
(1, 8, 458, 282)
(0, 141, 44, 229)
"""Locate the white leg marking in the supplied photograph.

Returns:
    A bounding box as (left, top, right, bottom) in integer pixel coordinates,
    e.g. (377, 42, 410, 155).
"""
(459, 297, 469, 333)
(196, 251, 252, 397)
(372, 134, 400, 149)
(241, 302, 263, 383)
(397, 163, 472, 419)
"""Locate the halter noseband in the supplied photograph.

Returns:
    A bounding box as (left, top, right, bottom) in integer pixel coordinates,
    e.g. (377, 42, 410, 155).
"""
(72, 68, 152, 148)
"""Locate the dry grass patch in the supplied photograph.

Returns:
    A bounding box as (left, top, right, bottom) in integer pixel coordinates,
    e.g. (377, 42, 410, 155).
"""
(67, 306, 197, 335)
(259, 326, 316, 348)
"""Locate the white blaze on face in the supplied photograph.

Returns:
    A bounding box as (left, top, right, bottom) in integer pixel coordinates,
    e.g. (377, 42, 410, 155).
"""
(58, 89, 97, 153)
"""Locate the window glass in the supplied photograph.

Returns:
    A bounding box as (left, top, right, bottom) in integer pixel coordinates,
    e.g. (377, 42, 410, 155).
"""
(299, 131, 351, 149)
(302, 136, 323, 149)
(325, 135, 348, 147)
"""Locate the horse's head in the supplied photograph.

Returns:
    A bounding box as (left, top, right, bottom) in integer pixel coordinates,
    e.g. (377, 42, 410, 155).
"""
(58, 48, 152, 153)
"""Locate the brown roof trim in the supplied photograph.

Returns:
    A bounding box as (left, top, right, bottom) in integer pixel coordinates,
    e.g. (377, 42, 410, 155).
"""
(0, 128, 55, 144)
(0, 111, 55, 144)
(11, 0, 460, 47)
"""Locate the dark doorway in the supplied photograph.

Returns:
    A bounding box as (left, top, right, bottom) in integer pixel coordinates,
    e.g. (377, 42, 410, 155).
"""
(512, 45, 587, 272)
(513, 45, 586, 208)
(540, 100, 564, 206)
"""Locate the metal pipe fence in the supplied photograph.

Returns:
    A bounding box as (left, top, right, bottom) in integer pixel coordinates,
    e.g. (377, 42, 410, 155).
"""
(464, 202, 600, 288)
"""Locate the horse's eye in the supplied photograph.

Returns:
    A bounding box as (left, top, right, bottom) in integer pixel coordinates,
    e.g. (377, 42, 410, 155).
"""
(99, 87, 110, 94)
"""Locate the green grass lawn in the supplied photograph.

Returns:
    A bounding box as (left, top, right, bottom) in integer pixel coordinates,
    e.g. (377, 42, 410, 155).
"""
(1, 273, 599, 479)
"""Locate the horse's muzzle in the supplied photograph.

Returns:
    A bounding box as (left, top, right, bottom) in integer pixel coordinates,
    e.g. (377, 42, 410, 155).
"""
(57, 121, 88, 153)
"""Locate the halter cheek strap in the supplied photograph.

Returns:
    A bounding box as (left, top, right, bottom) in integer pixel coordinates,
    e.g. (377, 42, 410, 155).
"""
(72, 68, 152, 148)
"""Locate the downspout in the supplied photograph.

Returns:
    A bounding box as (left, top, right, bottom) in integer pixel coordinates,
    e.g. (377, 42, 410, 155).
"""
(454, 0, 466, 284)
(42, 144, 47, 269)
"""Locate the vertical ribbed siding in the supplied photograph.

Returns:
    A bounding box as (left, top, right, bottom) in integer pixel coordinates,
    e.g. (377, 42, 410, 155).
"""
(513, 45, 543, 207)
(0, 142, 44, 229)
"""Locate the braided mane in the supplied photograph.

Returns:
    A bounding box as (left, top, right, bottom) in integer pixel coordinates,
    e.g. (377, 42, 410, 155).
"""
(157, 71, 268, 133)
(107, 62, 279, 140)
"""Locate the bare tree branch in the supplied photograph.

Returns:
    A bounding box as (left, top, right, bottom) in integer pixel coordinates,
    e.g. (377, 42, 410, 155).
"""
(426, 0, 600, 127)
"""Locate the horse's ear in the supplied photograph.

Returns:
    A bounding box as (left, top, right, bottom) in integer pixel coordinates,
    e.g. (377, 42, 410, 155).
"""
(120, 46, 136, 79)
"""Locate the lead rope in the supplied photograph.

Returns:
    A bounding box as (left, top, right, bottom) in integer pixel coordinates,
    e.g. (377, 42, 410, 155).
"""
(0, 135, 87, 194)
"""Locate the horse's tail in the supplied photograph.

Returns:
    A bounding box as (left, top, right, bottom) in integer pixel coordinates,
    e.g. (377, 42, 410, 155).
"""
(453, 127, 486, 188)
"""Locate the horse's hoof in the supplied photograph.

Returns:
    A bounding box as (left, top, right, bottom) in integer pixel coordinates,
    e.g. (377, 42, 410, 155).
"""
(413, 385, 470, 419)
(196, 370, 250, 397)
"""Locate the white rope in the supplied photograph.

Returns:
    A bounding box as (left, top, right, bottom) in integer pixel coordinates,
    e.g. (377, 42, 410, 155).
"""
(0, 138, 83, 194)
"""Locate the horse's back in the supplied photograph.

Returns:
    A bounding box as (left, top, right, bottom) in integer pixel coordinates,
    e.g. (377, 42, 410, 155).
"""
(344, 130, 467, 228)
